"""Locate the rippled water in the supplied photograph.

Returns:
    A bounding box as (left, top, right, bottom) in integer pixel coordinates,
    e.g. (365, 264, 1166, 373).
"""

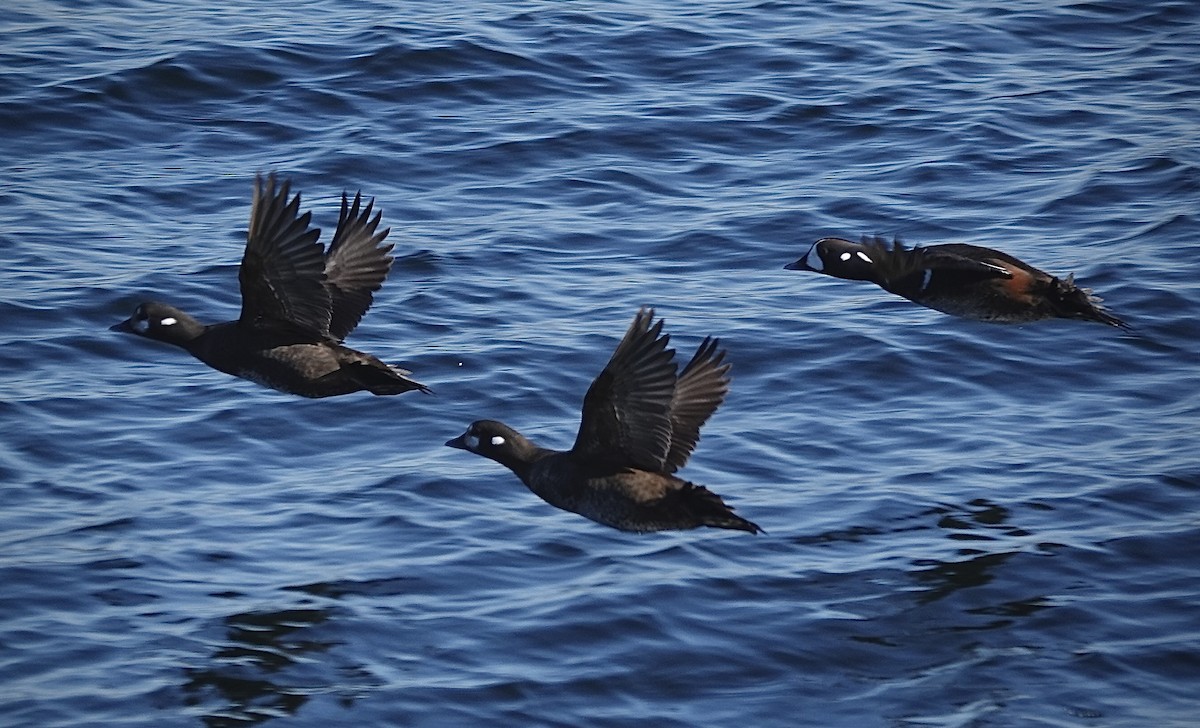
(2, 1, 1199, 726)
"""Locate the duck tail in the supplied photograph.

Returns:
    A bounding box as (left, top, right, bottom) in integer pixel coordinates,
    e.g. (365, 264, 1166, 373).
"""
(352, 361, 432, 395)
(686, 483, 763, 534)
(1053, 275, 1130, 330)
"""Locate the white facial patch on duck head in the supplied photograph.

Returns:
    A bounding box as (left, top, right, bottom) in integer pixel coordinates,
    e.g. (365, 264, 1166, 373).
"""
(805, 245, 825, 271)
(464, 433, 481, 450)
(159, 317, 177, 327)
(855, 251, 873, 263)
(490, 435, 506, 446)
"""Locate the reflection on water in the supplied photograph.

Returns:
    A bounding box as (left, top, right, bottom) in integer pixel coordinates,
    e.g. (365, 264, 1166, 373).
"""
(909, 499, 1054, 628)
(181, 607, 342, 727)
(284, 576, 415, 600)
(1, 0, 1197, 724)
(913, 550, 1018, 606)
(912, 499, 1021, 605)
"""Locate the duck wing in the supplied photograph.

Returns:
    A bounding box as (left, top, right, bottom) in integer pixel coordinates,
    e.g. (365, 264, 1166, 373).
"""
(572, 307, 677, 472)
(324, 191, 394, 342)
(238, 173, 330, 336)
(662, 336, 730, 473)
(867, 238, 1012, 292)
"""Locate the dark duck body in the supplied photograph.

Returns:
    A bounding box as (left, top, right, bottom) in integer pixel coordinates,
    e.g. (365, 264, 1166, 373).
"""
(785, 237, 1126, 327)
(447, 308, 761, 534)
(112, 174, 428, 397)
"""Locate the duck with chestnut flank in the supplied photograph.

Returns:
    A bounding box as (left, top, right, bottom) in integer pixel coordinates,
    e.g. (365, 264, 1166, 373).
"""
(785, 236, 1126, 327)
(112, 174, 429, 397)
(446, 308, 761, 534)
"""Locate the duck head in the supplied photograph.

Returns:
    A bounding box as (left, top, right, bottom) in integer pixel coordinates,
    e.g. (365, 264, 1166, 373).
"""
(447, 419, 541, 474)
(785, 237, 879, 281)
(111, 301, 204, 347)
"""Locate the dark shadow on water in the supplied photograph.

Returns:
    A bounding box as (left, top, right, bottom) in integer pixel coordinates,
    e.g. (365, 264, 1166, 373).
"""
(181, 606, 351, 727)
(911, 550, 1017, 606)
(909, 498, 1055, 629)
(283, 575, 414, 599)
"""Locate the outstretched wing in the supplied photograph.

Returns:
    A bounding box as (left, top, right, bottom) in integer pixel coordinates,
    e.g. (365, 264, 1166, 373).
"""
(572, 308, 677, 471)
(238, 173, 330, 336)
(324, 191, 394, 342)
(662, 336, 730, 473)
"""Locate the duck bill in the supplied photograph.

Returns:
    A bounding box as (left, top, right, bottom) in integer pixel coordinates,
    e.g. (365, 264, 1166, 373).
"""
(110, 318, 136, 333)
(783, 258, 812, 271)
(445, 433, 470, 450)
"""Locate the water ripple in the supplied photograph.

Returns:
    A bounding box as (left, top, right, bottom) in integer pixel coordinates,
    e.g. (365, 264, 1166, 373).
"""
(1, 0, 1198, 726)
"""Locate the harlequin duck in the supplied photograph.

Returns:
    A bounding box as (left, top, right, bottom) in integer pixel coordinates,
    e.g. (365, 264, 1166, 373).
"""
(785, 237, 1127, 327)
(446, 308, 761, 534)
(112, 173, 429, 397)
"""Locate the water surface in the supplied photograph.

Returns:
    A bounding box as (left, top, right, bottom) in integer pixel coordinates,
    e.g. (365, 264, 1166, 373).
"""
(2, 1, 1199, 726)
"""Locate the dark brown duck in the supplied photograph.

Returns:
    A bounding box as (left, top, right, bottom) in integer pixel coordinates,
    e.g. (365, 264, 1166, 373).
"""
(447, 307, 761, 534)
(112, 174, 428, 397)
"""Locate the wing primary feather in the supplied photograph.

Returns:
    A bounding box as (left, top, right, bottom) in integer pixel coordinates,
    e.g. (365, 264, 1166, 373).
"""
(239, 173, 330, 335)
(572, 307, 678, 471)
(324, 189, 394, 342)
(663, 335, 731, 472)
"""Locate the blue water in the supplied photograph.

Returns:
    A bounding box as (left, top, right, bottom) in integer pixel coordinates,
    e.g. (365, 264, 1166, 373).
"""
(2, 1, 1199, 725)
